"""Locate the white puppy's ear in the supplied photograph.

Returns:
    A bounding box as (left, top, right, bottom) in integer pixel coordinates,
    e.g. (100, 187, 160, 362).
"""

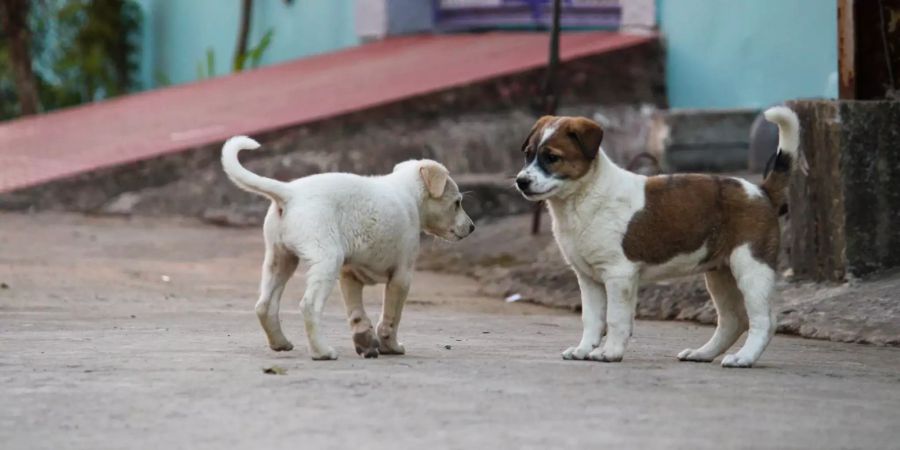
(419, 161, 449, 198)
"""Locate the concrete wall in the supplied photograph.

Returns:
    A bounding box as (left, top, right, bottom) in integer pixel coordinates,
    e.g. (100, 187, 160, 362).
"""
(134, 0, 359, 88)
(658, 0, 838, 109)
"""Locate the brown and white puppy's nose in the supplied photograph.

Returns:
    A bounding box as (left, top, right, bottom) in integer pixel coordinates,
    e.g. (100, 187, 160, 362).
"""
(515, 176, 532, 191)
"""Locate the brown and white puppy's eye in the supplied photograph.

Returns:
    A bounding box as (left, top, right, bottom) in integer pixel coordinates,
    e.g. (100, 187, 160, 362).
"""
(541, 152, 561, 165)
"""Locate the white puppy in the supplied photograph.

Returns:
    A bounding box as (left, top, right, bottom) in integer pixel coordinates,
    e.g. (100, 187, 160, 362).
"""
(222, 136, 474, 360)
(515, 107, 800, 368)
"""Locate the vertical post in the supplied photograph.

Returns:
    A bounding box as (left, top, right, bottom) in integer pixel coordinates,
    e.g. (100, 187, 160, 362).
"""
(234, 0, 253, 72)
(838, 0, 856, 99)
(531, 0, 562, 235)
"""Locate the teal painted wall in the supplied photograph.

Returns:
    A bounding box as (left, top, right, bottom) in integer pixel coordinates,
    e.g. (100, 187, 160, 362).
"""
(658, 0, 838, 109)
(134, 0, 358, 89)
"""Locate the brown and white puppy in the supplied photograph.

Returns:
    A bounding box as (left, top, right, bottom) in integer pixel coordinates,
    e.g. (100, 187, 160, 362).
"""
(515, 107, 800, 368)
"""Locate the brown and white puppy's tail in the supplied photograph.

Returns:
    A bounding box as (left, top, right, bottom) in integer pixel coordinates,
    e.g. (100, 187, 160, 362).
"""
(221, 136, 291, 206)
(760, 106, 800, 212)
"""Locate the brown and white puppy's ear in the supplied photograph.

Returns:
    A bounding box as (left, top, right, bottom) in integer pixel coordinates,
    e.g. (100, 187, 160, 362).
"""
(564, 117, 604, 161)
(420, 161, 450, 198)
(521, 115, 557, 152)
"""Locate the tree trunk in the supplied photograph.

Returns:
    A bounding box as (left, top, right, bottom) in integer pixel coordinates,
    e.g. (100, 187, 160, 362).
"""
(233, 0, 253, 72)
(0, 0, 40, 116)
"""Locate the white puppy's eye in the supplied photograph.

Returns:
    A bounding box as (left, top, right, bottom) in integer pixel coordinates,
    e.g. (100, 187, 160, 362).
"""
(455, 199, 462, 209)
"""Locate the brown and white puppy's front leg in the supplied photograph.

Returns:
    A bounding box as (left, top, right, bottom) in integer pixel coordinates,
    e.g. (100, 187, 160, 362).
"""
(377, 269, 412, 355)
(339, 269, 380, 358)
(589, 276, 638, 362)
(562, 271, 607, 360)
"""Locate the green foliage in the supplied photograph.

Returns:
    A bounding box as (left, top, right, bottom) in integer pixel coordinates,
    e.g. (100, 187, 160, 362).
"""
(196, 47, 216, 80)
(0, 0, 142, 120)
(48, 0, 142, 106)
(234, 28, 273, 72)
(195, 28, 274, 81)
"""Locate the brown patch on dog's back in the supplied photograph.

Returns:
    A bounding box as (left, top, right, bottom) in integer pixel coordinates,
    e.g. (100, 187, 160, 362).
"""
(622, 175, 781, 268)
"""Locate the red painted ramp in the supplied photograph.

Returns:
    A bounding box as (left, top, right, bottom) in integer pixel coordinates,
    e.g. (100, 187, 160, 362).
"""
(0, 31, 653, 193)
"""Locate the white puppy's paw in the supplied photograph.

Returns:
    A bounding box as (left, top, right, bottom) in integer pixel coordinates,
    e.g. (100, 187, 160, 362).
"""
(378, 339, 405, 355)
(677, 348, 714, 362)
(588, 345, 624, 363)
(353, 328, 381, 359)
(311, 346, 338, 361)
(721, 354, 753, 368)
(561, 345, 593, 360)
(268, 340, 294, 352)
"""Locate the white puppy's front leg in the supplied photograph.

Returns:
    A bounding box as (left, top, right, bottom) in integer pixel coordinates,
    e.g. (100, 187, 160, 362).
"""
(563, 272, 606, 360)
(589, 276, 637, 363)
(377, 270, 411, 355)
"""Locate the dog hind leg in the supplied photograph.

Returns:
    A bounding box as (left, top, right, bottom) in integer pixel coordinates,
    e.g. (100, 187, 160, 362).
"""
(678, 268, 748, 362)
(255, 246, 299, 352)
(722, 244, 776, 368)
(299, 253, 342, 361)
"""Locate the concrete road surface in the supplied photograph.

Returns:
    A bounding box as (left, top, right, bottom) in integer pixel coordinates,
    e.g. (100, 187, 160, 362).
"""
(1, 213, 899, 450)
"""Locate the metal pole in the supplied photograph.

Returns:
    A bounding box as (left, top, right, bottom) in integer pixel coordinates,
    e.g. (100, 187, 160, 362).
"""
(531, 0, 562, 235)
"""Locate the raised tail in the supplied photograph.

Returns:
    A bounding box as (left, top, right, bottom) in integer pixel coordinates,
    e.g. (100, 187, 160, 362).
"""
(760, 106, 800, 212)
(221, 136, 291, 205)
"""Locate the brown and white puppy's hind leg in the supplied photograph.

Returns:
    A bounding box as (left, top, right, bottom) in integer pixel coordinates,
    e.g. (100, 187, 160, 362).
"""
(677, 268, 748, 362)
(562, 271, 607, 360)
(721, 244, 776, 368)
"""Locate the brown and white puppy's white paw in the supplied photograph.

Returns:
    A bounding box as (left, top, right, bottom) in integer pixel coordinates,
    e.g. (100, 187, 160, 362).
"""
(721, 354, 754, 368)
(561, 344, 595, 360)
(588, 345, 624, 363)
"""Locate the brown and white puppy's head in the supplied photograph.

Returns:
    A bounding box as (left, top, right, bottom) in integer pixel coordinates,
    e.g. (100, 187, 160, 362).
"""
(395, 160, 475, 241)
(515, 116, 604, 201)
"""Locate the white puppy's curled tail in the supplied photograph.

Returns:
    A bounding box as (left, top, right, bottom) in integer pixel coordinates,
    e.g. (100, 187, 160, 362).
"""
(221, 136, 291, 206)
(760, 106, 801, 212)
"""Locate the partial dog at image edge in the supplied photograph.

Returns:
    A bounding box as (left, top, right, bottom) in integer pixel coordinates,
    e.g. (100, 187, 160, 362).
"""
(515, 106, 801, 368)
(221, 136, 475, 360)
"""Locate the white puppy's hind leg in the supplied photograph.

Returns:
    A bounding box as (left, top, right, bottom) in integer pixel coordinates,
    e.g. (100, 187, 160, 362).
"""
(722, 244, 776, 368)
(255, 246, 299, 352)
(299, 255, 342, 361)
(377, 270, 411, 355)
(339, 270, 380, 358)
(678, 269, 748, 362)
(563, 272, 606, 360)
(589, 276, 637, 363)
